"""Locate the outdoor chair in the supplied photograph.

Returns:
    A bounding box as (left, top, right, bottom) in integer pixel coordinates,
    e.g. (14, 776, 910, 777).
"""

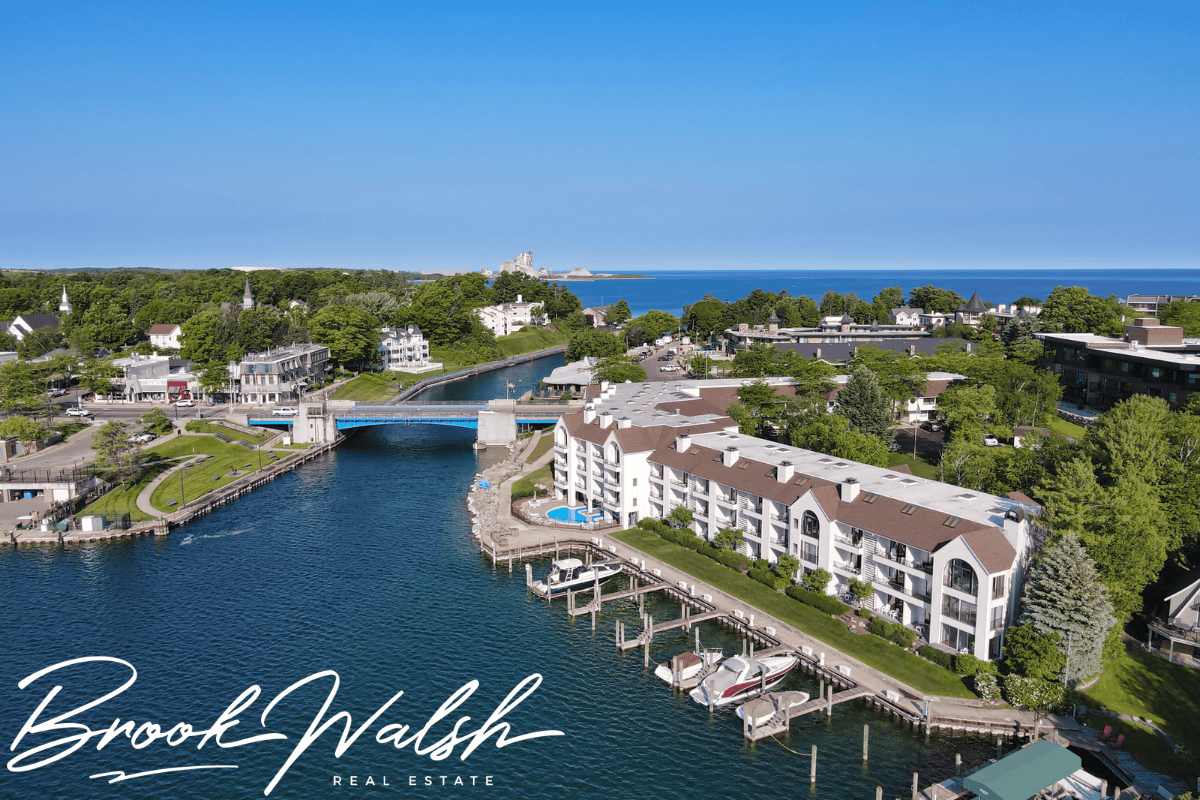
(1113, 734, 1125, 749)
(1098, 725, 1112, 741)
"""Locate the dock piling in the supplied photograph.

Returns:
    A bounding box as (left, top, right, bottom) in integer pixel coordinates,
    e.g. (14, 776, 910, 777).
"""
(955, 753, 961, 776)
(810, 745, 817, 784)
(863, 724, 868, 761)
(1100, 780, 1107, 799)
(911, 772, 918, 800)
(525, 563, 532, 588)
(826, 684, 832, 717)
(875, 787, 882, 800)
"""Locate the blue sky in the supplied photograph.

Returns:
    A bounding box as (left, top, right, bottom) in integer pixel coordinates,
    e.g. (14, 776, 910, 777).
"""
(1, 2, 1196, 272)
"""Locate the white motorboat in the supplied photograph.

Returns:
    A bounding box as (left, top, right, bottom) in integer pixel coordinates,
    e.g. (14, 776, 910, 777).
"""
(654, 648, 724, 686)
(531, 558, 621, 597)
(734, 690, 810, 720)
(688, 654, 799, 707)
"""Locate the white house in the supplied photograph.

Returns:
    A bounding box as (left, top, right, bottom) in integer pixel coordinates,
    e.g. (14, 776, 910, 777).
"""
(378, 325, 441, 373)
(6, 314, 60, 342)
(147, 323, 183, 350)
(474, 294, 545, 337)
(919, 311, 951, 329)
(551, 378, 1037, 660)
(890, 306, 921, 327)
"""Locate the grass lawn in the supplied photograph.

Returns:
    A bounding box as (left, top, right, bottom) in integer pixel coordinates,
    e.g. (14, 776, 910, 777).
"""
(331, 373, 406, 402)
(612, 527, 975, 698)
(53, 421, 92, 439)
(1046, 415, 1087, 440)
(1079, 642, 1200, 781)
(511, 463, 554, 499)
(524, 433, 554, 463)
(145, 435, 244, 460)
(79, 461, 174, 522)
(886, 452, 939, 479)
(184, 420, 270, 445)
(150, 451, 270, 512)
(494, 327, 568, 357)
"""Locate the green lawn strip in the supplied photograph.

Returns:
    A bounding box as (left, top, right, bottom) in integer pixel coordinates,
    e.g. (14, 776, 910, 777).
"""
(511, 463, 554, 499)
(1045, 416, 1086, 439)
(184, 421, 270, 445)
(1080, 643, 1200, 778)
(53, 421, 92, 439)
(80, 462, 174, 522)
(493, 327, 568, 357)
(886, 453, 939, 479)
(150, 452, 265, 512)
(612, 527, 974, 698)
(331, 373, 407, 402)
(524, 434, 554, 463)
(1102, 718, 1193, 782)
(145, 435, 243, 460)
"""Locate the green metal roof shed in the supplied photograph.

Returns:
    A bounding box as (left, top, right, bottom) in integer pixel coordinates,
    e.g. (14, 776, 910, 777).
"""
(962, 740, 1082, 800)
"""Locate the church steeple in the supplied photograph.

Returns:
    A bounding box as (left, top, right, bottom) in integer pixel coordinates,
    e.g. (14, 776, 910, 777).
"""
(242, 278, 254, 310)
(58, 285, 72, 315)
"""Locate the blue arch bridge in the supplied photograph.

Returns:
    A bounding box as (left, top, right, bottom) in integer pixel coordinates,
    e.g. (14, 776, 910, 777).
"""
(247, 401, 575, 445)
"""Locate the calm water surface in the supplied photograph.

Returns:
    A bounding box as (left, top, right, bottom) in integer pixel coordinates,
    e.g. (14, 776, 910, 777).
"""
(0, 361, 998, 800)
(565, 268, 1200, 316)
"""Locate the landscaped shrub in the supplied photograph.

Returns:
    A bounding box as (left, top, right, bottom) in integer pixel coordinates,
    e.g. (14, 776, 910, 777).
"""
(856, 608, 873, 619)
(679, 535, 702, 551)
(784, 585, 849, 616)
(975, 671, 1001, 704)
(637, 518, 657, 532)
(867, 616, 892, 639)
(954, 653, 999, 677)
(892, 626, 917, 649)
(919, 645, 955, 670)
(753, 558, 770, 571)
(717, 551, 750, 571)
(698, 543, 721, 559)
(748, 569, 788, 591)
(1002, 674, 1065, 711)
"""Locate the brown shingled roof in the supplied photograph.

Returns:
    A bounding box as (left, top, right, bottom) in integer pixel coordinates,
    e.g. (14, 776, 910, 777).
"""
(147, 324, 181, 335)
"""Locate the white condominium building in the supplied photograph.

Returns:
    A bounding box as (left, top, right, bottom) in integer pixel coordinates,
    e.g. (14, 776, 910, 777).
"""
(474, 294, 545, 337)
(379, 325, 439, 372)
(551, 378, 1037, 661)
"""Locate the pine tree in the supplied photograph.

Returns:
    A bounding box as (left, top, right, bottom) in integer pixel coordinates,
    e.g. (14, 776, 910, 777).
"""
(835, 366, 894, 439)
(1019, 532, 1115, 684)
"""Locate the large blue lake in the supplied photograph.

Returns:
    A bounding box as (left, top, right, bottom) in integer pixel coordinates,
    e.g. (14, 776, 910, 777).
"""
(563, 268, 1200, 317)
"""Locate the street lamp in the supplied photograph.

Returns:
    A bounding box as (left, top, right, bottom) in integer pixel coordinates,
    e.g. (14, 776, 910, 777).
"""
(178, 465, 187, 506)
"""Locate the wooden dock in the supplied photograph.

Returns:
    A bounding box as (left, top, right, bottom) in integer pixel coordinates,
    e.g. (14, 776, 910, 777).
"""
(742, 685, 874, 741)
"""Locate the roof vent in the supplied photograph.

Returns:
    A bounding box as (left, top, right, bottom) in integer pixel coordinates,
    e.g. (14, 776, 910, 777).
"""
(675, 434, 691, 452)
(598, 412, 614, 429)
(723, 446, 740, 467)
(617, 416, 632, 429)
(583, 403, 596, 424)
(776, 461, 794, 483)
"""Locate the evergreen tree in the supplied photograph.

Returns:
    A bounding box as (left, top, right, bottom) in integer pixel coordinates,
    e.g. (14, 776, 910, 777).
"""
(1019, 532, 1115, 684)
(835, 366, 894, 439)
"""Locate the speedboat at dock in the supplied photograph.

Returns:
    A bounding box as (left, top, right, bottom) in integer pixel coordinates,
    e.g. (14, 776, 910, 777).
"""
(654, 648, 723, 687)
(531, 558, 621, 597)
(688, 654, 799, 707)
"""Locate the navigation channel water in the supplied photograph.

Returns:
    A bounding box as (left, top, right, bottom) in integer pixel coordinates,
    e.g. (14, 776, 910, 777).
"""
(0, 356, 996, 800)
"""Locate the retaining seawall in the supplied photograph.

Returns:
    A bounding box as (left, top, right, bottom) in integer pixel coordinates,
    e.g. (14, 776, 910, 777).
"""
(397, 345, 567, 401)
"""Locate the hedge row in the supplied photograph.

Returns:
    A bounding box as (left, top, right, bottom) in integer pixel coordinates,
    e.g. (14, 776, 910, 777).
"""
(784, 585, 849, 616)
(867, 616, 917, 649)
(637, 518, 751, 570)
(918, 645, 954, 670)
(748, 569, 789, 591)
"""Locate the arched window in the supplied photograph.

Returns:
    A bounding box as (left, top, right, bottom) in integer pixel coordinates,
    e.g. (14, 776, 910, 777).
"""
(555, 428, 567, 447)
(802, 510, 819, 539)
(944, 558, 978, 596)
(607, 444, 620, 464)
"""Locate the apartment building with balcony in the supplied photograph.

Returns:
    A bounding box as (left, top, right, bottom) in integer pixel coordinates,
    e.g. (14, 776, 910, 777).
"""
(551, 378, 1037, 661)
(1039, 318, 1200, 410)
(379, 325, 441, 373)
(229, 343, 330, 405)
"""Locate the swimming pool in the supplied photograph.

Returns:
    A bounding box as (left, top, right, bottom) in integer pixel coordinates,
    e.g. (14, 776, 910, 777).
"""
(546, 506, 603, 523)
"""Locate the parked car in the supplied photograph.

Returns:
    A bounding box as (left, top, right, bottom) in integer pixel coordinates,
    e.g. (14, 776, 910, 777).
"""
(175, 398, 195, 407)
(923, 421, 941, 432)
(46, 388, 67, 398)
(273, 407, 299, 417)
(66, 407, 92, 417)
(983, 434, 1000, 447)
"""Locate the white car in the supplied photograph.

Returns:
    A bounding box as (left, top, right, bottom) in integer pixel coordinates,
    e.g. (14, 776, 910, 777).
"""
(46, 388, 67, 398)
(272, 407, 299, 417)
(983, 434, 1000, 447)
(66, 407, 92, 417)
(175, 398, 195, 407)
